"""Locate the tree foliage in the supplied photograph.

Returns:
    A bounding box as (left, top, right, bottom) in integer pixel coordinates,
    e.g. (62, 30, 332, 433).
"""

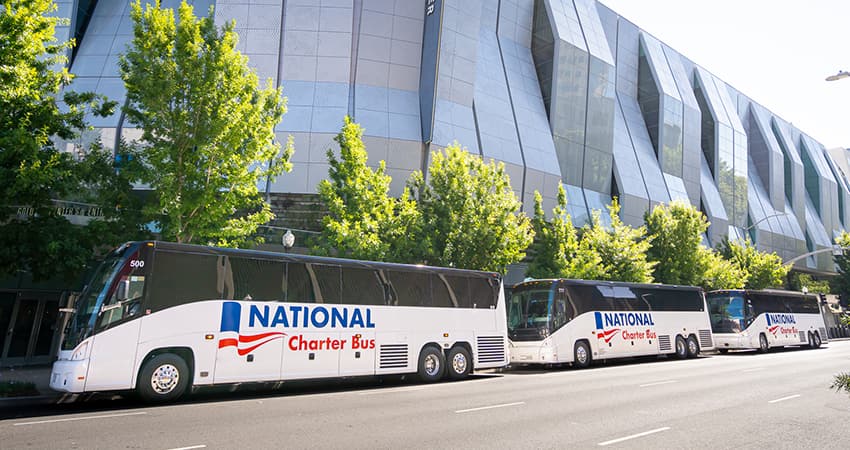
(407, 144, 533, 272)
(120, 0, 292, 246)
(831, 231, 850, 300)
(315, 116, 420, 261)
(644, 201, 711, 286)
(580, 198, 654, 283)
(526, 186, 600, 280)
(0, 0, 140, 281)
(699, 250, 746, 291)
(718, 238, 789, 290)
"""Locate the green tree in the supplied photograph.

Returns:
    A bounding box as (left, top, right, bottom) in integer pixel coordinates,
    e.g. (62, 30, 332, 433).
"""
(831, 231, 850, 300)
(120, 0, 292, 246)
(407, 144, 533, 272)
(0, 0, 136, 281)
(788, 272, 831, 295)
(315, 116, 420, 261)
(580, 198, 654, 283)
(526, 186, 601, 280)
(644, 201, 711, 286)
(718, 238, 788, 289)
(700, 250, 746, 291)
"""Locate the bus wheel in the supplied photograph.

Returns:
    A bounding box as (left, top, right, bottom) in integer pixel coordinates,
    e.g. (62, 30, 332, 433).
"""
(573, 341, 591, 369)
(446, 346, 472, 380)
(138, 353, 189, 403)
(417, 346, 446, 383)
(813, 332, 822, 349)
(686, 335, 700, 358)
(674, 336, 688, 359)
(758, 334, 769, 353)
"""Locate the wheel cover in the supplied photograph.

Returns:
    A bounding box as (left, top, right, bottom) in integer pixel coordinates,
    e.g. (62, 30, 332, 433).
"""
(676, 339, 686, 356)
(451, 352, 468, 374)
(688, 339, 698, 354)
(151, 363, 180, 394)
(576, 345, 588, 364)
(424, 353, 440, 377)
(815, 334, 821, 346)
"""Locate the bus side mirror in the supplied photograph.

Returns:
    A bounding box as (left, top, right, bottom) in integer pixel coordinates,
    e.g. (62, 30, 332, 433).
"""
(116, 279, 130, 302)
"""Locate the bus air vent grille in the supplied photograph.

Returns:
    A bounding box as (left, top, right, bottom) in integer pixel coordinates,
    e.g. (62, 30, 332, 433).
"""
(476, 336, 506, 363)
(820, 327, 828, 342)
(698, 329, 713, 348)
(799, 331, 807, 343)
(379, 344, 409, 368)
(658, 335, 672, 352)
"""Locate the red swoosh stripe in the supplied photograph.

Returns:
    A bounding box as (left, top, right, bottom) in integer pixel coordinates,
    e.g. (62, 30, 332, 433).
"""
(218, 332, 287, 355)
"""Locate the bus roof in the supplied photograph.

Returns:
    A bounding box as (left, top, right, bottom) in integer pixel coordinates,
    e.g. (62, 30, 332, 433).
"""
(513, 278, 703, 292)
(707, 289, 814, 297)
(127, 241, 501, 280)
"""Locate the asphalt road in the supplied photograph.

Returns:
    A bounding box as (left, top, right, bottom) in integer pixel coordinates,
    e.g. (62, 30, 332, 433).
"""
(3, 341, 850, 449)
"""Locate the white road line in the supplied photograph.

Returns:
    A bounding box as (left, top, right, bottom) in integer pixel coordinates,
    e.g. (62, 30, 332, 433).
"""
(768, 394, 801, 404)
(358, 386, 426, 395)
(598, 427, 671, 446)
(167, 445, 206, 450)
(638, 380, 677, 388)
(14, 411, 147, 426)
(455, 401, 525, 414)
(741, 367, 764, 373)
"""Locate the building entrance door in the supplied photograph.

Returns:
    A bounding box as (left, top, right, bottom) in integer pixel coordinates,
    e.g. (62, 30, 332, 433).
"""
(0, 292, 61, 366)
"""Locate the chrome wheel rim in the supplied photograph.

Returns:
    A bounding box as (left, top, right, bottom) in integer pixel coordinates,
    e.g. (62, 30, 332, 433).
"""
(677, 339, 685, 356)
(451, 352, 467, 374)
(151, 364, 179, 394)
(688, 339, 698, 355)
(576, 345, 588, 364)
(760, 336, 768, 350)
(424, 353, 440, 377)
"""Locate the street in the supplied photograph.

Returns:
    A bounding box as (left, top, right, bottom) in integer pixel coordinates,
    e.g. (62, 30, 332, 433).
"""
(3, 341, 850, 449)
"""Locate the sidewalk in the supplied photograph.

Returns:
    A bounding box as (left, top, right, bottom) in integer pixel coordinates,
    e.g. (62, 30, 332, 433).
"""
(0, 364, 56, 402)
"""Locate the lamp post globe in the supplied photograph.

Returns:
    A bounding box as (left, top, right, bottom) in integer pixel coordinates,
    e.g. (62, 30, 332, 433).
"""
(282, 229, 295, 250)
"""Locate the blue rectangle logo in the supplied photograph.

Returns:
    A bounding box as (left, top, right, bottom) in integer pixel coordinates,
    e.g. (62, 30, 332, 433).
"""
(220, 301, 241, 333)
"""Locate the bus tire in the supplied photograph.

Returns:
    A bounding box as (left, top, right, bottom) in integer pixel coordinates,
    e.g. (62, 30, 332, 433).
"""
(137, 353, 189, 403)
(573, 341, 591, 369)
(417, 346, 446, 383)
(446, 346, 472, 380)
(813, 332, 822, 349)
(674, 336, 688, 359)
(686, 335, 700, 358)
(758, 333, 769, 353)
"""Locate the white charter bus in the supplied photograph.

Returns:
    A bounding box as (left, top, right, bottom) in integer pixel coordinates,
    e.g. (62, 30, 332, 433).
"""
(51, 241, 508, 402)
(508, 279, 714, 367)
(706, 289, 828, 353)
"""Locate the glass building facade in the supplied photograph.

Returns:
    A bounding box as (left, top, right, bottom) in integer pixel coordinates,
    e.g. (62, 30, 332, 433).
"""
(55, 0, 849, 272)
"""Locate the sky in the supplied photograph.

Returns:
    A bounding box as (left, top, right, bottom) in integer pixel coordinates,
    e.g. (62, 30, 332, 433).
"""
(598, 0, 850, 149)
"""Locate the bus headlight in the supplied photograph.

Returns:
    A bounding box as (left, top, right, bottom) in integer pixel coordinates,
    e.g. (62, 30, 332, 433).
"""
(71, 341, 89, 361)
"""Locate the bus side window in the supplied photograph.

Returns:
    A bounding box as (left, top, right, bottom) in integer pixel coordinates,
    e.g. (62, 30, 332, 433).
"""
(387, 270, 430, 307)
(341, 267, 385, 306)
(229, 257, 285, 301)
(431, 274, 453, 307)
(551, 296, 568, 332)
(286, 263, 315, 303)
(469, 277, 497, 309)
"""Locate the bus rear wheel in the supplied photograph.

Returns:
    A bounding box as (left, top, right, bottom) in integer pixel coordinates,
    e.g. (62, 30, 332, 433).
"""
(686, 335, 700, 358)
(417, 346, 446, 382)
(446, 346, 472, 380)
(812, 332, 822, 349)
(573, 341, 591, 369)
(674, 336, 688, 359)
(138, 353, 189, 403)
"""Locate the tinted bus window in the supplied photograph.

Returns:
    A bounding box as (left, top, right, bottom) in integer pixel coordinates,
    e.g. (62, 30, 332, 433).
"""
(341, 267, 385, 306)
(747, 292, 776, 316)
(431, 274, 453, 307)
(312, 264, 341, 304)
(148, 251, 221, 311)
(387, 270, 430, 307)
(442, 274, 472, 308)
(229, 257, 285, 301)
(469, 277, 498, 309)
(286, 263, 315, 303)
(635, 288, 703, 312)
(566, 284, 613, 315)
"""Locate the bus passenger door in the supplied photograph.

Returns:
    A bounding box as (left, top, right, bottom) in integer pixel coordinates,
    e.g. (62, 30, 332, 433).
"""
(338, 330, 376, 376)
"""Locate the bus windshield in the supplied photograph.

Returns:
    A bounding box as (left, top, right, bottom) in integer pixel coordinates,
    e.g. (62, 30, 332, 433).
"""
(62, 244, 135, 350)
(706, 292, 747, 333)
(507, 286, 553, 341)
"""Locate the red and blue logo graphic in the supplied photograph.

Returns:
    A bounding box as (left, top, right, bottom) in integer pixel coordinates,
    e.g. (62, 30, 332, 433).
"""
(219, 302, 285, 356)
(768, 325, 780, 337)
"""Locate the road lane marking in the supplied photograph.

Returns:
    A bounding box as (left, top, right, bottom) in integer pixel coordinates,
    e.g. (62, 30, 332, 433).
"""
(639, 380, 677, 388)
(167, 446, 206, 450)
(14, 411, 147, 426)
(741, 367, 764, 373)
(768, 394, 801, 404)
(598, 427, 671, 446)
(455, 401, 525, 413)
(358, 386, 426, 396)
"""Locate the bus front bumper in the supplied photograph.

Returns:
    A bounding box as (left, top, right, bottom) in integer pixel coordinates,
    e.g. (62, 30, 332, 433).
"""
(713, 333, 750, 350)
(50, 359, 89, 393)
(509, 341, 557, 364)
